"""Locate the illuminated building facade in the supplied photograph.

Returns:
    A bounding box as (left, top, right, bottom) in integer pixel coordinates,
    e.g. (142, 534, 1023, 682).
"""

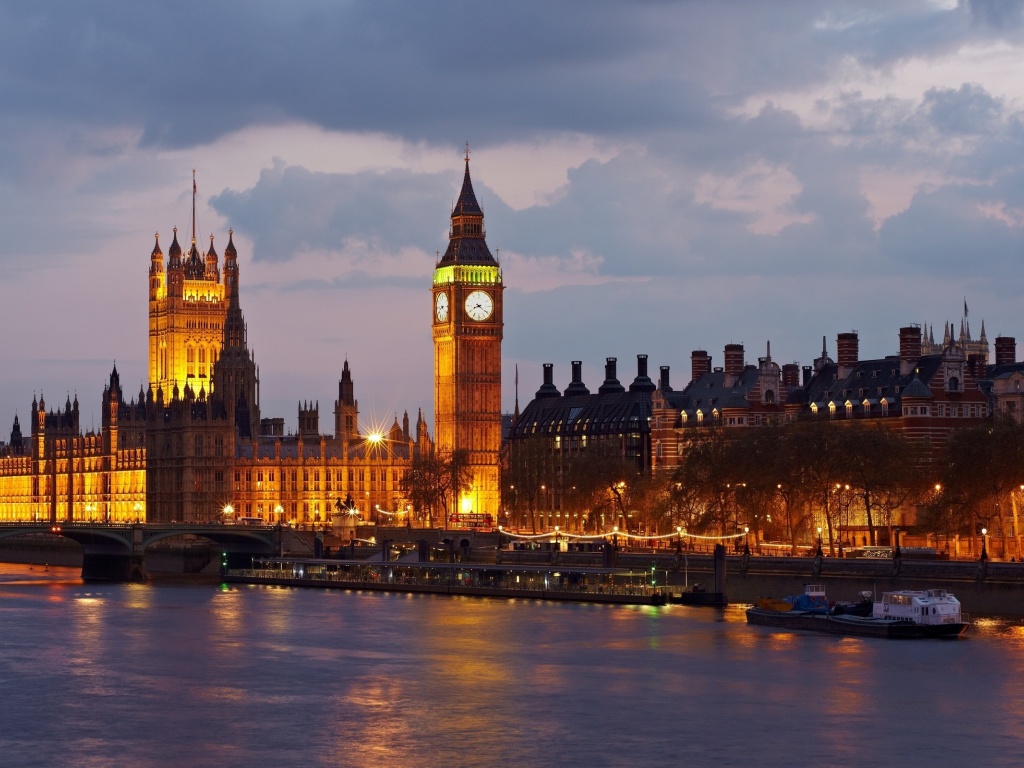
(0, 369, 147, 523)
(0, 177, 431, 526)
(432, 153, 504, 518)
(148, 177, 233, 400)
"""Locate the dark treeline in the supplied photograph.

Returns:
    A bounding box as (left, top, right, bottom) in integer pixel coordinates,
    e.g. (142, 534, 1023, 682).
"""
(495, 417, 1024, 558)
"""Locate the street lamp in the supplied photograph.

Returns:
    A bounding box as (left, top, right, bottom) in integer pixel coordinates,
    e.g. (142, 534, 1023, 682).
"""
(744, 525, 750, 556)
(223, 504, 234, 525)
(816, 526, 823, 557)
(981, 527, 989, 562)
(133, 502, 142, 524)
(275, 504, 284, 524)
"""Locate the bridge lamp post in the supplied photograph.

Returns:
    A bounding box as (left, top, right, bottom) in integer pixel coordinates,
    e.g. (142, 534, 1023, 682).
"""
(223, 504, 234, 525)
(275, 504, 284, 524)
(133, 502, 142, 524)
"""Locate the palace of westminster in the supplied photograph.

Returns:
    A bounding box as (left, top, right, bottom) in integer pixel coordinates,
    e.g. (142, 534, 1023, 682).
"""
(0, 159, 505, 525)
(2, 153, 1024, 529)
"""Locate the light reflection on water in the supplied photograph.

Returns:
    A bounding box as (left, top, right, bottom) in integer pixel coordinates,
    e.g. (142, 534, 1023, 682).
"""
(0, 564, 1023, 767)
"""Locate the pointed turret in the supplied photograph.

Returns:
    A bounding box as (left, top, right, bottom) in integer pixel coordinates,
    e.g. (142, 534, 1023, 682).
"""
(167, 227, 182, 268)
(9, 413, 23, 453)
(223, 229, 239, 299)
(185, 239, 204, 279)
(150, 232, 164, 272)
(334, 358, 359, 443)
(438, 150, 497, 266)
(205, 234, 220, 281)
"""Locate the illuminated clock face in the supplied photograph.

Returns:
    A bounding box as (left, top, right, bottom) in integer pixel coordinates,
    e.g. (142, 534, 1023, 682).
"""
(465, 290, 493, 321)
(435, 292, 449, 322)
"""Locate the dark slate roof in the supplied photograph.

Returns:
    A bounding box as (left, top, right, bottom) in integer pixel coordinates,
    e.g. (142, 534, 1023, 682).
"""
(817, 356, 942, 404)
(901, 377, 933, 399)
(509, 390, 652, 439)
(452, 160, 482, 216)
(439, 237, 496, 265)
(664, 366, 763, 413)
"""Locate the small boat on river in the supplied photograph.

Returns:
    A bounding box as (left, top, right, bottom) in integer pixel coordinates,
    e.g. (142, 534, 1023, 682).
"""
(746, 585, 969, 639)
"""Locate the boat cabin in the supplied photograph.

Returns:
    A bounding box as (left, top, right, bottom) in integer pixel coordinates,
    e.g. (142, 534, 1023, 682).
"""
(873, 589, 962, 625)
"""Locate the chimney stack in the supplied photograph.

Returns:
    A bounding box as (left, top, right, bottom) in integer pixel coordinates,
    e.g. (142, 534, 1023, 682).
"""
(898, 325, 922, 376)
(995, 336, 1016, 366)
(837, 332, 859, 375)
(782, 363, 800, 389)
(598, 357, 625, 394)
(659, 365, 671, 391)
(630, 354, 656, 392)
(802, 365, 813, 386)
(691, 350, 710, 383)
(536, 363, 561, 398)
(564, 360, 590, 396)
(724, 343, 744, 378)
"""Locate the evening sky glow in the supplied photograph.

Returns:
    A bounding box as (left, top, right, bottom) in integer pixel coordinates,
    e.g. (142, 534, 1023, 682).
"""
(2, 1, 1024, 433)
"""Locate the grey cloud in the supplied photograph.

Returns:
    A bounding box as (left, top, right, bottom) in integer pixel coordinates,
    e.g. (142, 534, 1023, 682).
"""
(969, 0, 1024, 29)
(2, 1, 1006, 153)
(923, 84, 1003, 135)
(210, 161, 455, 262)
(878, 184, 1024, 277)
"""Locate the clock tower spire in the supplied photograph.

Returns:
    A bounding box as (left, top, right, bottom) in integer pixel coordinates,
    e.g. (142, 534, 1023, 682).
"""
(432, 149, 504, 520)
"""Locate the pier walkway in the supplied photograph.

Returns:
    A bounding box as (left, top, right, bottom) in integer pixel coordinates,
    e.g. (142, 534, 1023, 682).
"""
(227, 558, 673, 605)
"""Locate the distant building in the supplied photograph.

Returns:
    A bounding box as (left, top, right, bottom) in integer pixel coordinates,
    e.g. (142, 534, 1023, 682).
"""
(0, 175, 436, 525)
(650, 325, 990, 472)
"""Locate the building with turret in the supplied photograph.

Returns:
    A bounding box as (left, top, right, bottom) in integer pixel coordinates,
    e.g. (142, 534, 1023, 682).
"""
(0, 369, 147, 524)
(432, 150, 504, 520)
(0, 174, 433, 526)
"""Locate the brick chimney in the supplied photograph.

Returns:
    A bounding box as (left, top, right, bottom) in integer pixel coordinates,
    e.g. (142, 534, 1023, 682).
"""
(691, 350, 710, 384)
(724, 344, 744, 378)
(996, 336, 1016, 366)
(837, 332, 859, 377)
(782, 363, 800, 389)
(898, 325, 922, 376)
(968, 353, 987, 380)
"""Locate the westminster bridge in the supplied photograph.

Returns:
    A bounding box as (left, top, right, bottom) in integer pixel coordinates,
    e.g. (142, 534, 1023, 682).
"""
(0, 522, 289, 581)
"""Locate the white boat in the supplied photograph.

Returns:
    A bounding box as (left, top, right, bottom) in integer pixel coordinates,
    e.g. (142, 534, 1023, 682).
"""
(872, 589, 968, 636)
(747, 586, 969, 639)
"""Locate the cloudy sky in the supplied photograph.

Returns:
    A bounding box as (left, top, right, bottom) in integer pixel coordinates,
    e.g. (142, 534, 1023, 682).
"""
(2, 0, 1024, 435)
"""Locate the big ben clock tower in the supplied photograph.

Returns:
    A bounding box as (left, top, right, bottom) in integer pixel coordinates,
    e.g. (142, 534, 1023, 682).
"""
(433, 149, 503, 520)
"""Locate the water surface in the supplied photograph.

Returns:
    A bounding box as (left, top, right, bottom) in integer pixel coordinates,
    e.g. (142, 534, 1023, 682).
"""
(0, 564, 1021, 767)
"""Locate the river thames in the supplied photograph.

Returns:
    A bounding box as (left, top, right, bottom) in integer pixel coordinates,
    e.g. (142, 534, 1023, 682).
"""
(1, 563, 1023, 768)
